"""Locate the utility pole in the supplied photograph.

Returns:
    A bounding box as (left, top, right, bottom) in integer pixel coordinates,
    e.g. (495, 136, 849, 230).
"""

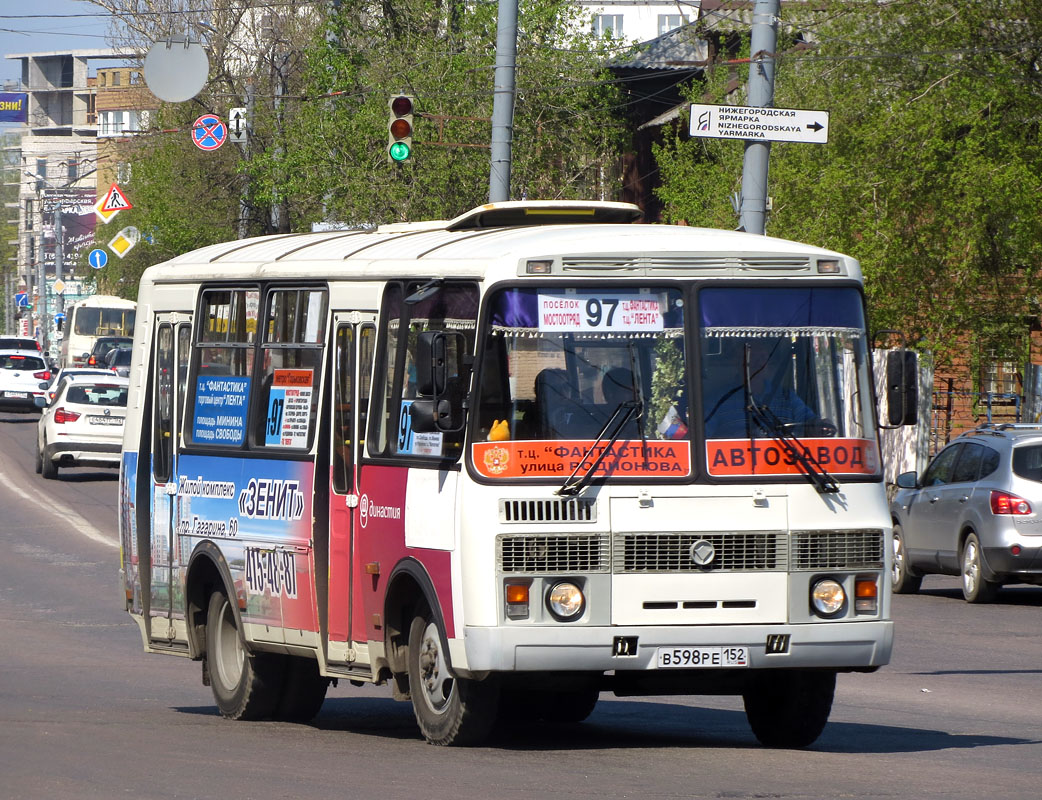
(738, 0, 780, 235)
(488, 0, 518, 203)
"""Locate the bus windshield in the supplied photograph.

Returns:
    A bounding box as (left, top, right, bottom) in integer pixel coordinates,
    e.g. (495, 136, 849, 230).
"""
(73, 306, 136, 337)
(699, 286, 873, 440)
(473, 286, 690, 480)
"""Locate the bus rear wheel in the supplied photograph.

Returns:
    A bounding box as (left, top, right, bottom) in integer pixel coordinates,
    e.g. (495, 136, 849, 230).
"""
(205, 590, 285, 720)
(275, 656, 329, 723)
(742, 669, 835, 748)
(407, 605, 498, 746)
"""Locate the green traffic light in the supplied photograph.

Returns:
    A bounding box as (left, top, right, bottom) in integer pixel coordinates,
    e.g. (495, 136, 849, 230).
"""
(389, 141, 411, 162)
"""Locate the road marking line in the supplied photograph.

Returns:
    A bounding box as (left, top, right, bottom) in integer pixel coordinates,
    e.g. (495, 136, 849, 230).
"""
(0, 469, 117, 549)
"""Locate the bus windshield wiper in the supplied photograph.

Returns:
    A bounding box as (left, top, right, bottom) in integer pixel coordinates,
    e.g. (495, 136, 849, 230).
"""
(742, 346, 838, 494)
(557, 399, 642, 497)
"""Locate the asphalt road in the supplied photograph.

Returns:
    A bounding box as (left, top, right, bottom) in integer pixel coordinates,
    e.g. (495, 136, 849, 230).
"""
(1, 408, 1040, 800)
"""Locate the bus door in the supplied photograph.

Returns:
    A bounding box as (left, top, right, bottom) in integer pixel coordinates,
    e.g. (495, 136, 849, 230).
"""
(149, 314, 192, 643)
(327, 312, 375, 664)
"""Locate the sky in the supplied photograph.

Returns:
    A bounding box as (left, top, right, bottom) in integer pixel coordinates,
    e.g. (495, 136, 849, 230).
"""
(0, 0, 116, 87)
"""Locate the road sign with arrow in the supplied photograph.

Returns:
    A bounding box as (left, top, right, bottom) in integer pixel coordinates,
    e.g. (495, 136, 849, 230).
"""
(689, 104, 829, 144)
(228, 107, 247, 144)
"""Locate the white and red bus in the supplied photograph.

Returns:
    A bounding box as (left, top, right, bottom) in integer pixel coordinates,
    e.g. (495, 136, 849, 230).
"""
(120, 200, 912, 747)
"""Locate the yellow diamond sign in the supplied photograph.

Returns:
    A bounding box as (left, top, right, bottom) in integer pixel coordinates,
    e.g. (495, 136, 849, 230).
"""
(108, 226, 140, 259)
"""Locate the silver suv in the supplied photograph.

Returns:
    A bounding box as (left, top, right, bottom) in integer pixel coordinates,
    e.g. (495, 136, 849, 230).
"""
(891, 424, 1042, 602)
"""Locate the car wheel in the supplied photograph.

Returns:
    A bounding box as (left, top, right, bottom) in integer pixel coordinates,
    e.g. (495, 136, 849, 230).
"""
(40, 444, 58, 480)
(205, 590, 286, 720)
(743, 669, 836, 748)
(891, 523, 922, 594)
(961, 532, 999, 603)
(34, 445, 42, 475)
(408, 603, 498, 746)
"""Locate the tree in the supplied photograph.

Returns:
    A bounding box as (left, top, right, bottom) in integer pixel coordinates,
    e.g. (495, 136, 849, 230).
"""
(655, 0, 1042, 371)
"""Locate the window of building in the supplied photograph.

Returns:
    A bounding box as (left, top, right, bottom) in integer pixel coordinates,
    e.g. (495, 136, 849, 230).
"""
(24, 198, 33, 230)
(982, 359, 1017, 396)
(658, 14, 687, 35)
(67, 159, 77, 181)
(593, 14, 624, 38)
(111, 71, 121, 87)
(117, 161, 132, 184)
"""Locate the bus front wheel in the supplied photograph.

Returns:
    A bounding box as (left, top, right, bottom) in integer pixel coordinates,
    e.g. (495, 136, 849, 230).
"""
(407, 605, 498, 746)
(742, 669, 835, 748)
(205, 590, 285, 720)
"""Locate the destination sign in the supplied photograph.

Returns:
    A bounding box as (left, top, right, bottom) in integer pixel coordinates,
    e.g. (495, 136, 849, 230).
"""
(689, 104, 829, 144)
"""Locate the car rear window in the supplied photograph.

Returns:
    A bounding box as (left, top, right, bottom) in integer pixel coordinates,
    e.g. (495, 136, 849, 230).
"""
(66, 384, 128, 407)
(0, 354, 45, 370)
(1012, 445, 1042, 483)
(0, 338, 39, 351)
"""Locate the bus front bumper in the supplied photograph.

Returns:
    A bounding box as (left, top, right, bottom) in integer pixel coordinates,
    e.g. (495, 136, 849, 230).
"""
(458, 620, 893, 674)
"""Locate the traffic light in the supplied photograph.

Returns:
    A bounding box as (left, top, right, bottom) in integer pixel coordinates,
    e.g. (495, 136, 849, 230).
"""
(387, 95, 414, 163)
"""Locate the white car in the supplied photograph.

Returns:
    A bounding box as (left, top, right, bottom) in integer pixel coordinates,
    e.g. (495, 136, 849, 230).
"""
(0, 349, 51, 412)
(36, 375, 129, 478)
(40, 367, 117, 404)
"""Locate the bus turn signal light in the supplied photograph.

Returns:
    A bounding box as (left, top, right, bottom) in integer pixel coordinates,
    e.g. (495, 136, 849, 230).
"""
(505, 582, 529, 619)
(855, 577, 878, 614)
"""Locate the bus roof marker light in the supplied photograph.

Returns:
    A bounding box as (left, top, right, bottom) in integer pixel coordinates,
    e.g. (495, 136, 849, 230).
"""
(526, 260, 552, 274)
(816, 259, 841, 274)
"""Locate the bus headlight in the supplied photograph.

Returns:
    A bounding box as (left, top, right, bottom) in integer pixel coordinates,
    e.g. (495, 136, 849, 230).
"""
(810, 579, 846, 617)
(546, 581, 585, 621)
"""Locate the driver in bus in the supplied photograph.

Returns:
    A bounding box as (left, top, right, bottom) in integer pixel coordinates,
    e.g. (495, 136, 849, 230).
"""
(703, 337, 831, 439)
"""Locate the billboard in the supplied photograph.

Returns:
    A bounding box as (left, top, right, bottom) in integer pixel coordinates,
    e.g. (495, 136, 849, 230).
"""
(42, 188, 97, 269)
(0, 93, 28, 123)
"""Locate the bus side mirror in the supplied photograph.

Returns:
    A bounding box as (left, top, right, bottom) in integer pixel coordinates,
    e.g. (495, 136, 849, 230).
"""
(412, 330, 467, 433)
(886, 350, 918, 426)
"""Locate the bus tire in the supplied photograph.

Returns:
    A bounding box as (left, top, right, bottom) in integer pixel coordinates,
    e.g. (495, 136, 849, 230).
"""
(742, 669, 835, 748)
(407, 605, 498, 746)
(275, 656, 329, 723)
(205, 590, 285, 720)
(891, 523, 922, 594)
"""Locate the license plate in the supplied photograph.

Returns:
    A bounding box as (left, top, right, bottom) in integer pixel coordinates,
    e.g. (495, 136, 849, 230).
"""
(4, 391, 27, 399)
(88, 415, 124, 426)
(656, 646, 749, 668)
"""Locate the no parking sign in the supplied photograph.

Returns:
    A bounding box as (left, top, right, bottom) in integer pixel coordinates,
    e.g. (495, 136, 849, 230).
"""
(192, 113, 226, 150)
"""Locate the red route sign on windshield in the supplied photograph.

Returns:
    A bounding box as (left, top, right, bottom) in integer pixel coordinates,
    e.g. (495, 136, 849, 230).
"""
(706, 438, 880, 477)
(472, 440, 691, 479)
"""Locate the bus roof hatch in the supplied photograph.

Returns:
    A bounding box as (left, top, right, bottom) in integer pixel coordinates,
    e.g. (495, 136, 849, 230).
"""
(444, 200, 642, 231)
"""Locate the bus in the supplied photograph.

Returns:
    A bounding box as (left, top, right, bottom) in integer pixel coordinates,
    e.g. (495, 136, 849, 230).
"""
(119, 200, 914, 747)
(60, 295, 137, 368)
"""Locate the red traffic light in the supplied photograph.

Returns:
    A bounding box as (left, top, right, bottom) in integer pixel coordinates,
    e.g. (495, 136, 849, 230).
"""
(391, 95, 413, 116)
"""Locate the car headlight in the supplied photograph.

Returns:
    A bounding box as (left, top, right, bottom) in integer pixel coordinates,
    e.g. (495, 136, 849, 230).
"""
(811, 578, 846, 617)
(546, 581, 585, 621)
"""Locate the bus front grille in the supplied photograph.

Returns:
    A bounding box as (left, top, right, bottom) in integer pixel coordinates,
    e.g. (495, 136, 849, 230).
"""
(790, 529, 885, 569)
(500, 498, 596, 523)
(613, 532, 786, 573)
(497, 534, 610, 573)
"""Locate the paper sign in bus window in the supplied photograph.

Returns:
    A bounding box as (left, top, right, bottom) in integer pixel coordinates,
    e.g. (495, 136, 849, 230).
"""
(537, 292, 665, 333)
(193, 376, 250, 445)
(265, 369, 313, 447)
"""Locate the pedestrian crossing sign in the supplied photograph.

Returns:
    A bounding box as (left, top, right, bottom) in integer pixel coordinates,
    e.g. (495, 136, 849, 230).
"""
(100, 183, 133, 213)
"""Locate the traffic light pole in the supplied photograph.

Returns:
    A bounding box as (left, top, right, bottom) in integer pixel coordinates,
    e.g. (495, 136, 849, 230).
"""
(738, 0, 779, 235)
(489, 0, 518, 203)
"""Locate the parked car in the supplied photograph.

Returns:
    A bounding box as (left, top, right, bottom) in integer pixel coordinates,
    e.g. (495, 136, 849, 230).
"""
(35, 375, 129, 478)
(0, 350, 51, 412)
(0, 336, 42, 352)
(105, 346, 133, 377)
(890, 423, 1042, 602)
(85, 336, 133, 367)
(40, 367, 119, 404)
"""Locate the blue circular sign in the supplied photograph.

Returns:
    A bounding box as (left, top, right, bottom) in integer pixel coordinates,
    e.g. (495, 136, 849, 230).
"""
(89, 248, 108, 270)
(193, 114, 227, 151)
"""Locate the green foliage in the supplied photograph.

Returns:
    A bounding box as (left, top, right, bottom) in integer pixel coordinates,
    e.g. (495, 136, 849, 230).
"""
(655, 0, 1042, 369)
(110, 0, 628, 292)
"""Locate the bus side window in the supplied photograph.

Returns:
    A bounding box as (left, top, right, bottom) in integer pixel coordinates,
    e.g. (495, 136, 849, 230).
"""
(368, 282, 478, 462)
(252, 287, 327, 450)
